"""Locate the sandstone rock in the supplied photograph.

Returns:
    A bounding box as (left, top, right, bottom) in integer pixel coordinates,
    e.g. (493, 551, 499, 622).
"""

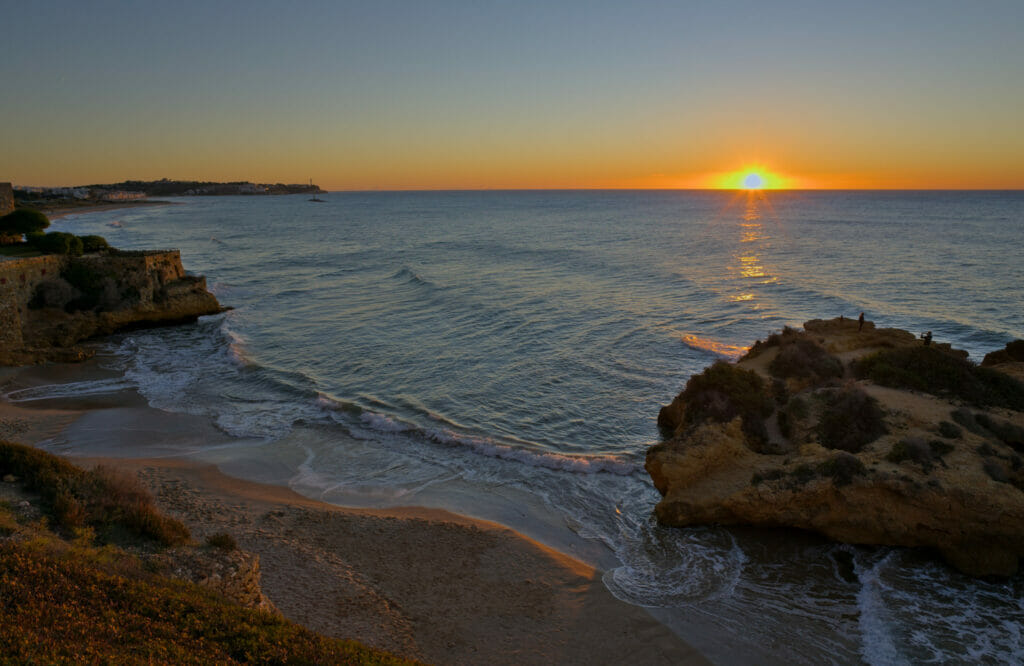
(647, 318, 1024, 576)
(0, 250, 222, 365)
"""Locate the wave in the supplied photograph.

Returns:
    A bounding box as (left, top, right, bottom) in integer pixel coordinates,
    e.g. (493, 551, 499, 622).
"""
(390, 266, 433, 287)
(314, 393, 640, 475)
(1, 377, 136, 402)
(680, 334, 749, 359)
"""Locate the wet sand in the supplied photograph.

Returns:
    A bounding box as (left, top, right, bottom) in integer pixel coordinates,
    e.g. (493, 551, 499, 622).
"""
(0, 376, 709, 665)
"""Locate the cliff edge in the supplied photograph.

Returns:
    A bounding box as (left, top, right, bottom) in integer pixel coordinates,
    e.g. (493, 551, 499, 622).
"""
(0, 249, 222, 365)
(646, 318, 1024, 576)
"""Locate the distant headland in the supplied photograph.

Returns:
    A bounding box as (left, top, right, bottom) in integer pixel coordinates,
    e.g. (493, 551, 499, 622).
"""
(14, 179, 325, 207)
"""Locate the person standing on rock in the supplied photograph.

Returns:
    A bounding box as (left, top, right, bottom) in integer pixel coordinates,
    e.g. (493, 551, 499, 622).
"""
(858, 312, 865, 331)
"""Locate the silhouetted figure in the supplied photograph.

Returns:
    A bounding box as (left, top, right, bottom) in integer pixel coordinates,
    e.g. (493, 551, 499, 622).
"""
(921, 331, 932, 346)
(858, 312, 865, 331)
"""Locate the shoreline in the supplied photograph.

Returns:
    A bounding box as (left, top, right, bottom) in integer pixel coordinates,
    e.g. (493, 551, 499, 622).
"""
(0, 374, 708, 665)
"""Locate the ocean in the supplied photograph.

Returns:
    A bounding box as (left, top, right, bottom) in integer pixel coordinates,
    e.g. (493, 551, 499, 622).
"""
(16, 190, 1024, 664)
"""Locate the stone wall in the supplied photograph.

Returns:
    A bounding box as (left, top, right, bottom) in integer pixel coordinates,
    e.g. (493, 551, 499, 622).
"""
(0, 183, 13, 216)
(0, 255, 66, 348)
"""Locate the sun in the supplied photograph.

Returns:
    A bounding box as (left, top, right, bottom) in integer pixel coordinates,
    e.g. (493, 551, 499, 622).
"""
(742, 172, 764, 189)
(710, 166, 793, 190)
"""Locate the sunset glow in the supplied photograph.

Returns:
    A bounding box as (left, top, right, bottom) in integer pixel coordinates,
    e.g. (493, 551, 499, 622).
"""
(711, 167, 794, 190)
(2, 4, 1022, 190)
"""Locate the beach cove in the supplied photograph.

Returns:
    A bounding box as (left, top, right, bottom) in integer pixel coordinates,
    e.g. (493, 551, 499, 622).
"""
(0, 377, 707, 665)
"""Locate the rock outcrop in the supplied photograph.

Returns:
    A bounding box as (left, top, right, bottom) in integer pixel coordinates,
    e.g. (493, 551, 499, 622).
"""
(647, 318, 1024, 576)
(0, 249, 222, 365)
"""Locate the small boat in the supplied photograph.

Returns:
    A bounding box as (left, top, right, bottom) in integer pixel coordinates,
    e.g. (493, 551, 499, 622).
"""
(107, 220, 123, 228)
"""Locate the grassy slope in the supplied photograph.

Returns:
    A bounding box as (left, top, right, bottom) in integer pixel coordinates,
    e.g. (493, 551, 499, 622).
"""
(0, 440, 417, 665)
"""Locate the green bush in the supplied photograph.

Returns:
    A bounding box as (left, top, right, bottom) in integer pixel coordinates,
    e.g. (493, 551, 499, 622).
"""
(0, 207, 50, 237)
(817, 386, 887, 453)
(886, 437, 951, 473)
(974, 414, 1024, 453)
(79, 234, 110, 252)
(853, 346, 1024, 410)
(29, 231, 84, 256)
(777, 396, 808, 439)
(769, 338, 844, 383)
(818, 452, 867, 486)
(678, 360, 773, 446)
(938, 421, 962, 439)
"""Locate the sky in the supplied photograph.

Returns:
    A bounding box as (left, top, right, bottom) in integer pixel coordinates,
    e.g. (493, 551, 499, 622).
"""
(2, 1, 1023, 190)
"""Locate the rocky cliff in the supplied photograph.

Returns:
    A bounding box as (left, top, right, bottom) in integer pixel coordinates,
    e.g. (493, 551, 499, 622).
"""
(647, 318, 1024, 576)
(0, 249, 222, 365)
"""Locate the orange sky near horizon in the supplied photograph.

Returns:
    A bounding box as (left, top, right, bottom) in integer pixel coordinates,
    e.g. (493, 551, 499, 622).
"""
(3, 3, 1023, 191)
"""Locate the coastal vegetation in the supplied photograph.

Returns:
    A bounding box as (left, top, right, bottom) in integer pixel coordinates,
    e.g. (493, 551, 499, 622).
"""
(853, 345, 1024, 410)
(0, 440, 413, 664)
(661, 360, 773, 446)
(0, 207, 49, 244)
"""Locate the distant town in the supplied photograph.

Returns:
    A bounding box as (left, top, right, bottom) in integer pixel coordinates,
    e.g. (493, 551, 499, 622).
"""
(15, 179, 324, 205)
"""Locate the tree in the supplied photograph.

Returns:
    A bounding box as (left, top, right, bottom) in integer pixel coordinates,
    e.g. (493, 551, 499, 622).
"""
(0, 208, 50, 239)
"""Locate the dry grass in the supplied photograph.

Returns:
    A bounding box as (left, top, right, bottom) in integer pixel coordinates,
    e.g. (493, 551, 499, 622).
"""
(0, 440, 189, 546)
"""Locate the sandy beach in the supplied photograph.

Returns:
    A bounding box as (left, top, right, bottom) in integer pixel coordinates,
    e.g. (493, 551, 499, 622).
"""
(0, 377, 708, 665)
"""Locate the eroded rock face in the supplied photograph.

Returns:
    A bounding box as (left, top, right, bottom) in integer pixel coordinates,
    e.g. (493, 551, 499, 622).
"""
(646, 318, 1024, 577)
(0, 250, 222, 365)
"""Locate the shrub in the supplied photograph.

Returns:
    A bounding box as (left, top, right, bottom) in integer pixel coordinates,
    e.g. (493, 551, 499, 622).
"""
(678, 360, 773, 446)
(983, 459, 1009, 483)
(818, 452, 867, 486)
(205, 532, 238, 551)
(952, 408, 987, 435)
(777, 396, 808, 439)
(789, 464, 816, 485)
(853, 346, 1024, 410)
(973, 414, 1024, 453)
(29, 231, 83, 256)
(886, 437, 948, 472)
(937, 421, 962, 439)
(929, 439, 955, 458)
(817, 386, 887, 453)
(751, 468, 786, 485)
(0, 207, 50, 237)
(769, 338, 844, 383)
(79, 234, 110, 253)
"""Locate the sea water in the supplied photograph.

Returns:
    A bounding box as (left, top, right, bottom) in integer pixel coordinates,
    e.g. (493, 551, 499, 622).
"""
(16, 190, 1024, 664)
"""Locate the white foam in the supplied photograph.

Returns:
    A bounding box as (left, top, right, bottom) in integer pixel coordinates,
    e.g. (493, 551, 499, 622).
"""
(855, 553, 907, 665)
(1, 377, 135, 402)
(418, 425, 639, 475)
(360, 411, 410, 433)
